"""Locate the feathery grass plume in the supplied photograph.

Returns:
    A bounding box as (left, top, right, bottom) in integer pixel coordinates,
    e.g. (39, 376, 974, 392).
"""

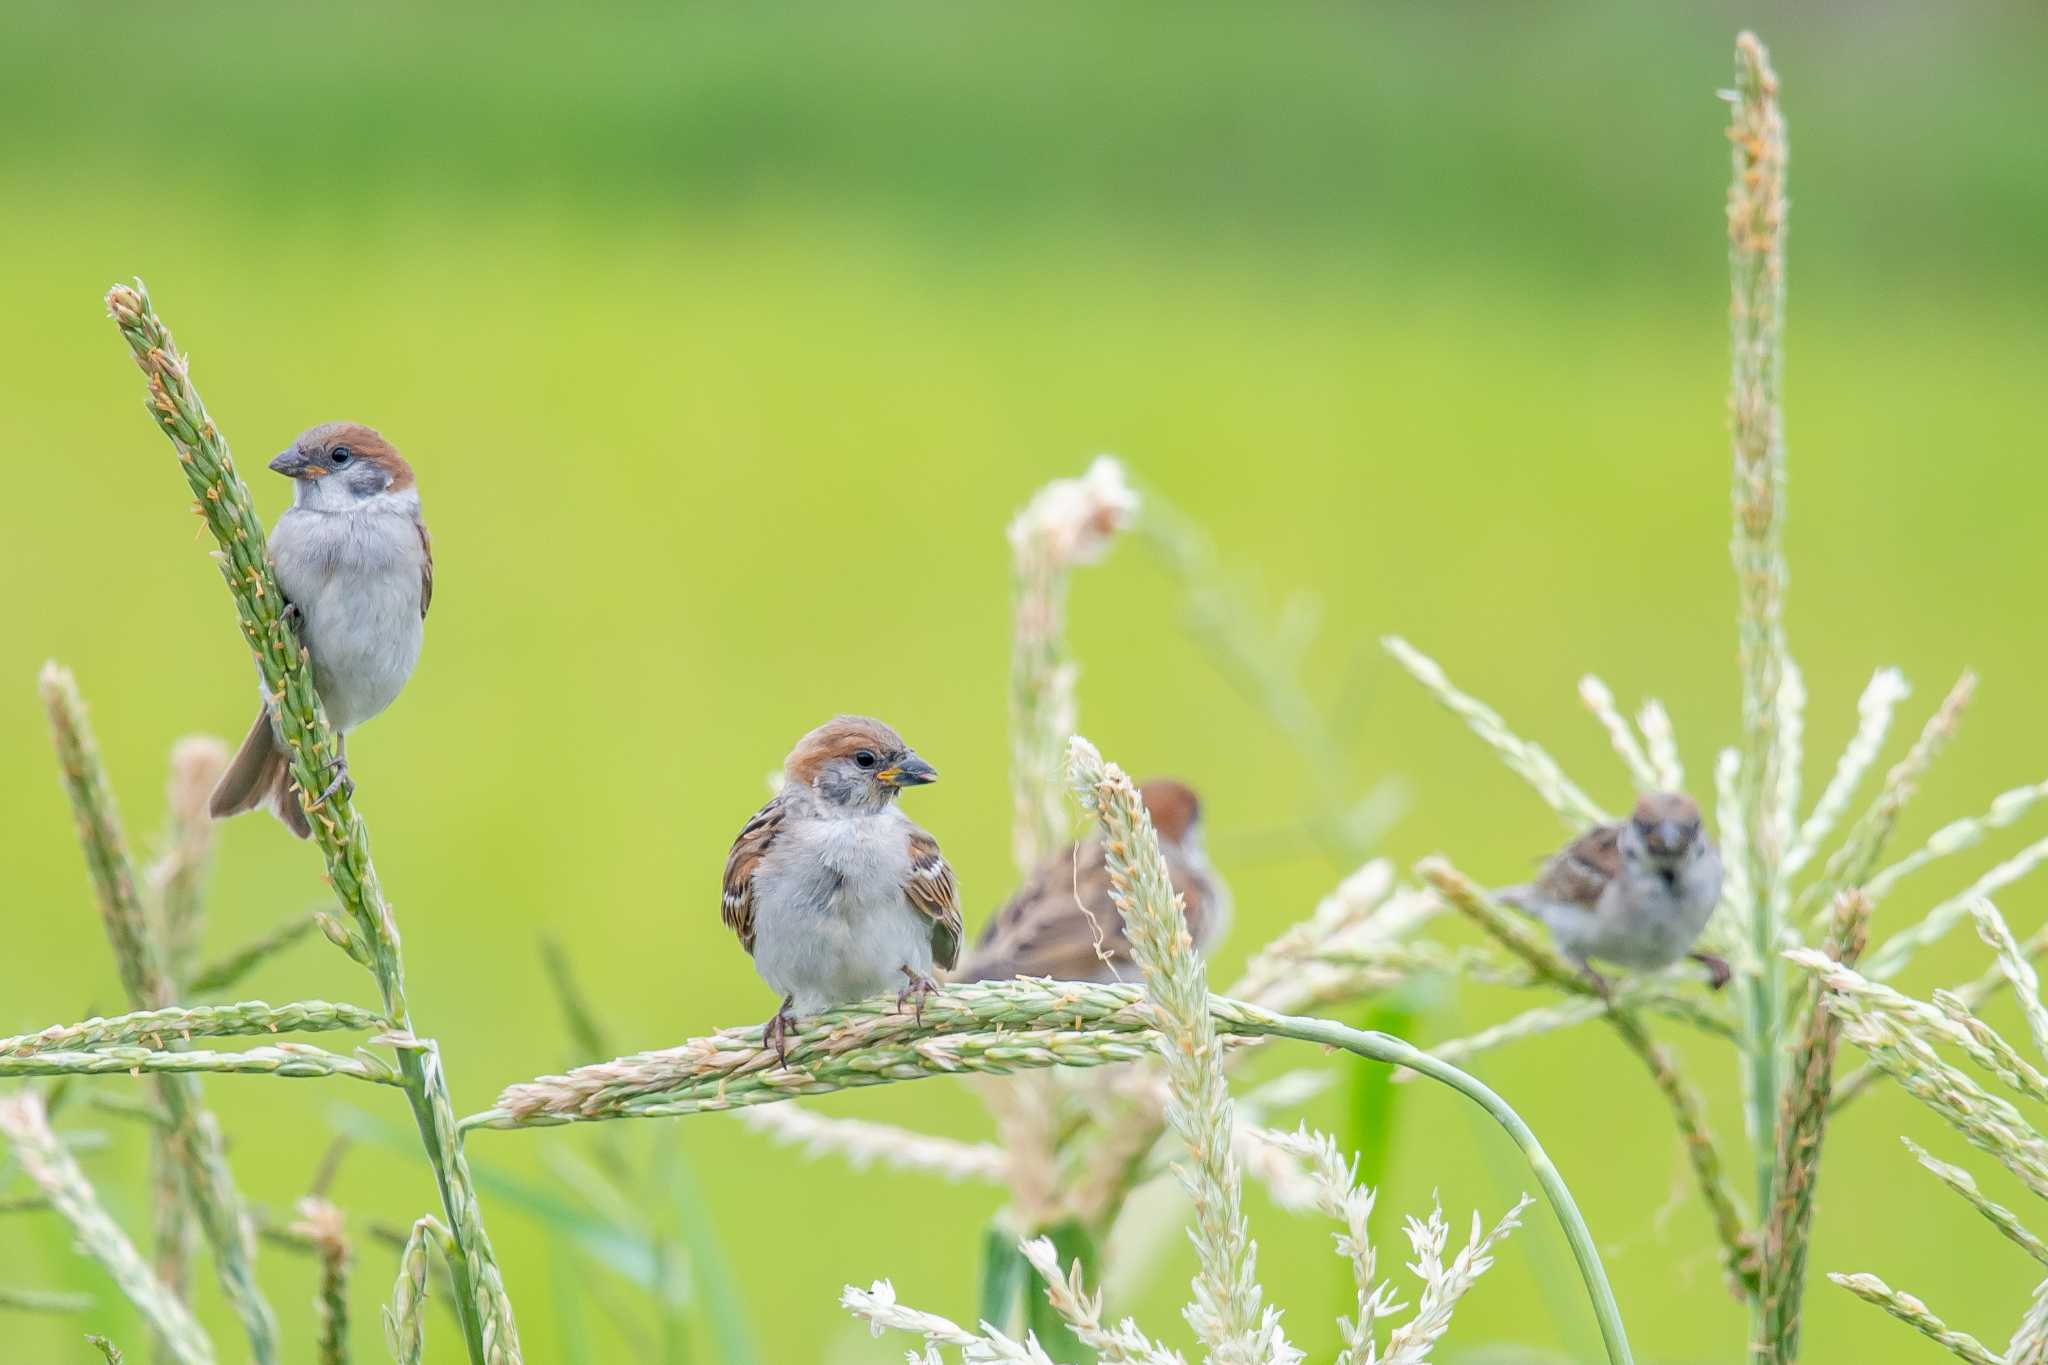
(1017, 1235, 1187, 1365)
(1259, 1127, 1390, 1364)
(1865, 836, 2048, 983)
(1757, 891, 1873, 1363)
(0, 1094, 213, 1365)
(1783, 669, 1910, 878)
(384, 1215, 450, 1365)
(41, 663, 278, 1363)
(1827, 1274, 2001, 1365)
(734, 1104, 1006, 1182)
(0, 1043, 403, 1085)
(1381, 1196, 1532, 1365)
(290, 1197, 351, 1365)
(1579, 675, 1659, 792)
(148, 737, 228, 988)
(1725, 30, 1797, 1247)
(1067, 736, 1285, 1363)
(841, 1280, 1042, 1360)
(1006, 455, 1134, 872)
(1867, 778, 2048, 904)
(187, 914, 320, 997)
(1976, 902, 2048, 1060)
(1638, 700, 1685, 791)
(88, 1336, 127, 1364)
(0, 1000, 387, 1057)
(106, 281, 521, 1365)
(1797, 671, 1976, 928)
(1383, 637, 1609, 829)
(1903, 1138, 2048, 1267)
(1423, 857, 1757, 1297)
(2013, 1293, 2048, 1365)
(0, 1286, 93, 1312)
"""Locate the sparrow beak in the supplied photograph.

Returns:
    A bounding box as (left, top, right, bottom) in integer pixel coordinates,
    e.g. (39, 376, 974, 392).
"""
(268, 448, 324, 479)
(1654, 821, 1687, 854)
(876, 753, 939, 788)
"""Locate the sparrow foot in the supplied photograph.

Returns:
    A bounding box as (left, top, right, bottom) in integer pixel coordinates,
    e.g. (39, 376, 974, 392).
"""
(309, 755, 353, 810)
(896, 966, 940, 1025)
(763, 996, 799, 1066)
(1577, 963, 1614, 999)
(1690, 951, 1733, 991)
(280, 601, 305, 639)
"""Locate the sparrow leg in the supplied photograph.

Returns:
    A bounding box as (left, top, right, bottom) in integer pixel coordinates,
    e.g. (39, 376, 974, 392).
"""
(310, 736, 353, 810)
(280, 601, 304, 639)
(1690, 951, 1733, 991)
(763, 995, 798, 1066)
(896, 966, 940, 1026)
(1568, 954, 1613, 999)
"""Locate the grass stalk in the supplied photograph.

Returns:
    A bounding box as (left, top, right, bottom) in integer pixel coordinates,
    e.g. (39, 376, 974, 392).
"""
(41, 664, 278, 1362)
(1422, 857, 1758, 1298)
(0, 1000, 387, 1057)
(1725, 28, 1793, 1245)
(289, 1198, 351, 1365)
(0, 1044, 402, 1085)
(107, 280, 520, 1364)
(1827, 1273, 2001, 1365)
(0, 1094, 213, 1365)
(1756, 891, 1873, 1362)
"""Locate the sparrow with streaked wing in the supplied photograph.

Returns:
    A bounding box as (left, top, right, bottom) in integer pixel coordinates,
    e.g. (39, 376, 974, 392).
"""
(1496, 790, 1728, 994)
(209, 422, 432, 839)
(722, 716, 962, 1062)
(954, 779, 1228, 985)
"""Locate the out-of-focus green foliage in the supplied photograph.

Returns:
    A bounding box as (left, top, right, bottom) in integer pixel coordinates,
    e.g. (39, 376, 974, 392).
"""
(1, 3, 2043, 1360)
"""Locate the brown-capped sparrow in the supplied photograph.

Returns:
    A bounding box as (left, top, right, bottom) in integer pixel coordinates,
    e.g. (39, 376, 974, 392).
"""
(1496, 790, 1728, 993)
(209, 422, 431, 839)
(722, 716, 962, 1062)
(955, 779, 1228, 984)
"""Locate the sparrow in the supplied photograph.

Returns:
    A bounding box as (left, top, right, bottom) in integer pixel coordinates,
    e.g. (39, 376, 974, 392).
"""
(1496, 791, 1728, 993)
(722, 716, 962, 1062)
(954, 779, 1229, 984)
(209, 422, 432, 839)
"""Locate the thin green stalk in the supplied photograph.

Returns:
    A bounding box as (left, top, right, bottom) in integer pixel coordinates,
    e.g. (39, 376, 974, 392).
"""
(0, 1044, 401, 1085)
(289, 1198, 351, 1365)
(107, 281, 520, 1364)
(42, 665, 277, 1363)
(0, 1286, 93, 1312)
(1726, 29, 1792, 1237)
(1757, 891, 1873, 1363)
(0, 1094, 212, 1365)
(0, 1000, 387, 1057)
(463, 982, 1633, 1365)
(1421, 857, 1758, 1298)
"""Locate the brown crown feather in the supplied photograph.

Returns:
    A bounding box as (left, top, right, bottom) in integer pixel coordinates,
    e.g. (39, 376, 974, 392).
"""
(1631, 791, 1701, 826)
(293, 421, 415, 490)
(784, 715, 910, 785)
(1139, 779, 1202, 844)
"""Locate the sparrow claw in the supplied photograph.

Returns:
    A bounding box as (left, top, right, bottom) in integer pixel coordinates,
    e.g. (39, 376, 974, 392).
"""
(309, 756, 353, 810)
(1690, 951, 1733, 991)
(896, 967, 939, 1025)
(280, 601, 305, 639)
(763, 996, 798, 1066)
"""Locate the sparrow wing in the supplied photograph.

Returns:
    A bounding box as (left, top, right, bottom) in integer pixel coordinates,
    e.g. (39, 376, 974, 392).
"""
(961, 839, 1216, 983)
(1530, 822, 1623, 914)
(903, 826, 963, 971)
(721, 796, 786, 954)
(415, 517, 434, 619)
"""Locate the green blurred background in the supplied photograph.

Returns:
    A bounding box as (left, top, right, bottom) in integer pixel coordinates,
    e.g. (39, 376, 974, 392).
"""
(4, 2, 2046, 1360)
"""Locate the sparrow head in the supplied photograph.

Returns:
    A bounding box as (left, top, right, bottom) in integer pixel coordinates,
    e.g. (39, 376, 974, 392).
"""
(784, 715, 937, 812)
(1623, 791, 1705, 866)
(1138, 779, 1203, 848)
(270, 422, 416, 511)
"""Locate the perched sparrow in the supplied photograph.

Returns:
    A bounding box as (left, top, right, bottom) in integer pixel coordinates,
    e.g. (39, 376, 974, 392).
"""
(722, 716, 961, 1062)
(209, 422, 432, 839)
(1497, 791, 1728, 993)
(955, 779, 1228, 984)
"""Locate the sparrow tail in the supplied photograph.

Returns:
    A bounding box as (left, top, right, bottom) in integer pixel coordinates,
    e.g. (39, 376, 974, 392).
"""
(208, 707, 313, 840)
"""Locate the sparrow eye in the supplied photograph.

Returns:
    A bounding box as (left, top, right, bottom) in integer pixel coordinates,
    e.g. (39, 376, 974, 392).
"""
(853, 749, 878, 770)
(331, 446, 353, 466)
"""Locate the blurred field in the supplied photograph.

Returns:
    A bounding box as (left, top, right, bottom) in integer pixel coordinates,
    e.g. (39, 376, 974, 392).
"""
(3, 3, 2046, 1360)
